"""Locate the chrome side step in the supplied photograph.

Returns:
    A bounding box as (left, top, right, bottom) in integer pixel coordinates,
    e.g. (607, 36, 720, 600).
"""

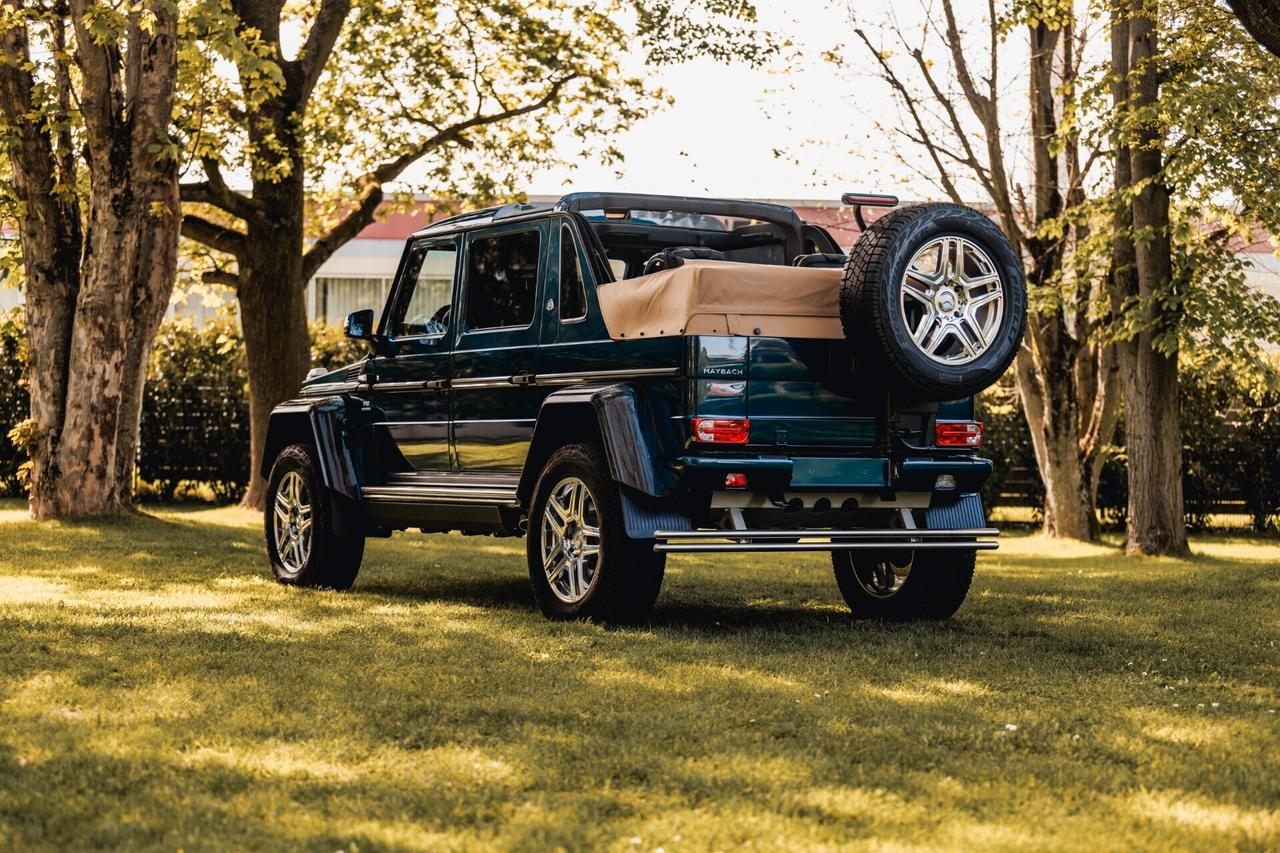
(362, 484, 518, 507)
(652, 527, 1000, 553)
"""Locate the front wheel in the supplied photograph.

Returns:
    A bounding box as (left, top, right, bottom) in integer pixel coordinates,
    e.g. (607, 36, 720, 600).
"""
(265, 443, 364, 590)
(832, 547, 975, 620)
(526, 443, 665, 623)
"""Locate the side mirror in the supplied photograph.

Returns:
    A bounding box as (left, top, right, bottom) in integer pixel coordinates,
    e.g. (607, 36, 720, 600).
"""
(344, 308, 392, 356)
(344, 309, 376, 341)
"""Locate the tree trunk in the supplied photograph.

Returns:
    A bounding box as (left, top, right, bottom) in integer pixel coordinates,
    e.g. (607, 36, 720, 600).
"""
(2, 2, 180, 519)
(1010, 20, 1114, 541)
(237, 182, 312, 510)
(1112, 5, 1189, 556)
(0, 10, 82, 516)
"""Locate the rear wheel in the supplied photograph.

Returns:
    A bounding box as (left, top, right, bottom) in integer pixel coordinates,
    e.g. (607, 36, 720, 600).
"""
(265, 443, 364, 590)
(527, 443, 665, 623)
(832, 547, 974, 620)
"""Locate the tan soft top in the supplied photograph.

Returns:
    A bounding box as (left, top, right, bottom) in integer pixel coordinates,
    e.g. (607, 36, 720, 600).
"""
(596, 260, 844, 340)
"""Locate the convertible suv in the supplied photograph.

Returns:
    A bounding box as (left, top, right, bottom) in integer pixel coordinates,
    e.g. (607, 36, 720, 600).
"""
(263, 192, 1026, 622)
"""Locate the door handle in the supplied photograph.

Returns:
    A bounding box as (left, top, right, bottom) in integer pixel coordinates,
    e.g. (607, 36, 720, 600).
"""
(424, 378, 450, 390)
(510, 373, 535, 386)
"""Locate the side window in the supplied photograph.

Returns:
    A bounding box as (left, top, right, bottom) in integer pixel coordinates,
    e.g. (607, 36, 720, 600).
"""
(388, 242, 457, 338)
(559, 224, 587, 322)
(464, 229, 541, 331)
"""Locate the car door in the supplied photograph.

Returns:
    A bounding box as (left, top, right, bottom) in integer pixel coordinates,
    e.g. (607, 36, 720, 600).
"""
(451, 221, 546, 472)
(367, 237, 459, 473)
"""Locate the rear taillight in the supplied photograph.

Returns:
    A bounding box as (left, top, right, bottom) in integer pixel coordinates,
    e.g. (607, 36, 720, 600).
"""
(692, 417, 750, 444)
(935, 420, 984, 447)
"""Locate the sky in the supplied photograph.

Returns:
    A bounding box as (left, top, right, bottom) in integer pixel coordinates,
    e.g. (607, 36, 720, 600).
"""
(507, 0, 1033, 203)
(314, 0, 1040, 205)
(385, 0, 960, 203)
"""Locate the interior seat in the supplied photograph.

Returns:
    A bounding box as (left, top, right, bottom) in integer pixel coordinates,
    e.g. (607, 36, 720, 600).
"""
(641, 246, 727, 275)
(792, 252, 847, 268)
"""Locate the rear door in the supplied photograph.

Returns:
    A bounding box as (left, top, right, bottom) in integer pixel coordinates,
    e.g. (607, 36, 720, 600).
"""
(451, 221, 546, 472)
(368, 237, 459, 472)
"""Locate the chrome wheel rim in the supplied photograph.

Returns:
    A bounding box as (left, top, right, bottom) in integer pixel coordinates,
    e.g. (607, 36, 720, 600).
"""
(900, 236, 1004, 365)
(541, 476, 601, 604)
(273, 471, 312, 573)
(854, 554, 913, 599)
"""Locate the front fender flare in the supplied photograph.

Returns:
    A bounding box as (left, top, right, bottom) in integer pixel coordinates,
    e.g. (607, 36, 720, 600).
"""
(261, 395, 364, 500)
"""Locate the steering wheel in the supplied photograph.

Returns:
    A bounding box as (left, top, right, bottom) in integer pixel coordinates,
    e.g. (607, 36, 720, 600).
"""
(642, 250, 681, 276)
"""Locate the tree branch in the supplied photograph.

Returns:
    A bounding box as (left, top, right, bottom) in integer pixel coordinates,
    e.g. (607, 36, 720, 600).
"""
(302, 77, 578, 281)
(852, 28, 964, 204)
(181, 214, 248, 260)
(938, 0, 1021, 242)
(202, 269, 241, 286)
(66, 0, 124, 140)
(1225, 0, 1280, 60)
(294, 0, 351, 104)
(180, 157, 263, 223)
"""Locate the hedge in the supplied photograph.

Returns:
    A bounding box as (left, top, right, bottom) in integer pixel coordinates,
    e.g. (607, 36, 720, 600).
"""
(0, 308, 27, 495)
(977, 359, 1280, 532)
(1, 307, 1277, 529)
(0, 309, 364, 502)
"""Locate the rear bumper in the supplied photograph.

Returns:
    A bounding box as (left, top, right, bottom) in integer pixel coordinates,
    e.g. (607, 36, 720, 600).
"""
(652, 526, 999, 553)
(675, 454, 992, 492)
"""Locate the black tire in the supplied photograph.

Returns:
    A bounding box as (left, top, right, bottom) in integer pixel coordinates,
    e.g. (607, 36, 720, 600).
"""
(832, 548, 975, 621)
(841, 203, 1026, 400)
(526, 443, 665, 624)
(264, 443, 364, 590)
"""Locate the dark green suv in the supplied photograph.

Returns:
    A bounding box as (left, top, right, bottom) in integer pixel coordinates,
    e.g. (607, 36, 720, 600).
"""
(262, 192, 1026, 622)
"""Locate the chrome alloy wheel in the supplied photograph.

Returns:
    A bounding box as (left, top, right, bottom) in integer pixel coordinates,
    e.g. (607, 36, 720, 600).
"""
(900, 235, 1004, 365)
(540, 476, 601, 604)
(853, 554, 914, 599)
(273, 470, 313, 573)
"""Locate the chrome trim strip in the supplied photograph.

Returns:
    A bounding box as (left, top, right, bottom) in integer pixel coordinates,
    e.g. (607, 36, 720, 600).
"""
(372, 420, 450, 427)
(651, 526, 999, 553)
(655, 541, 1000, 553)
(351, 366, 681, 395)
(453, 418, 537, 425)
(372, 380, 432, 391)
(451, 376, 518, 389)
(654, 527, 1000, 540)
(301, 381, 361, 395)
(385, 472, 520, 488)
(535, 366, 681, 386)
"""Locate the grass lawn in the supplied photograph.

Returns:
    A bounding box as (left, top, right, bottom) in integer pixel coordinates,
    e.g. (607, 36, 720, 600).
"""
(0, 499, 1277, 851)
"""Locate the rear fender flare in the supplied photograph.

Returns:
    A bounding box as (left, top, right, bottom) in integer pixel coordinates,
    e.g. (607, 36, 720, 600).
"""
(518, 383, 677, 506)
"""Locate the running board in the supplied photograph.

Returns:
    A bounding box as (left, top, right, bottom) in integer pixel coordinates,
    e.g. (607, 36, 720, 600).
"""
(362, 484, 518, 507)
(652, 527, 1000, 553)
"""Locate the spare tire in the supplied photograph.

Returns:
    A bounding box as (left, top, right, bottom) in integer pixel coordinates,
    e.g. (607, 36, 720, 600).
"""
(840, 203, 1025, 400)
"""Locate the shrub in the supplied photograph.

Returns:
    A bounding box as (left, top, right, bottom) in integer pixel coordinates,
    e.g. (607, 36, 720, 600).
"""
(138, 318, 250, 502)
(0, 307, 29, 497)
(974, 372, 1041, 515)
(310, 321, 368, 371)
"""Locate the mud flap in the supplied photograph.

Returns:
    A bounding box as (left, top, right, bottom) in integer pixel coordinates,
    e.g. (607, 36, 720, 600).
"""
(619, 488, 691, 540)
(923, 493, 986, 530)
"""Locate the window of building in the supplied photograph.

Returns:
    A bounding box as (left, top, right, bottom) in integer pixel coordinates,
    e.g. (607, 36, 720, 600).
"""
(559, 224, 587, 322)
(463, 229, 540, 331)
(315, 276, 392, 326)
